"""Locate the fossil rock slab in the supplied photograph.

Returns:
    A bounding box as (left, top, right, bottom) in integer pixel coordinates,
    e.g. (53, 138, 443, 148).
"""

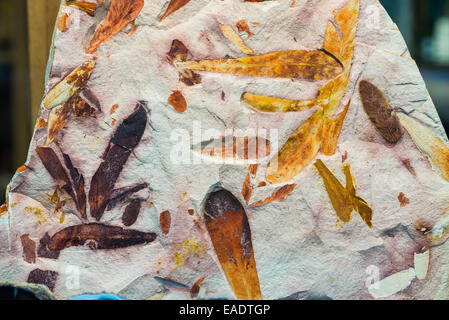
(1, 0, 449, 300)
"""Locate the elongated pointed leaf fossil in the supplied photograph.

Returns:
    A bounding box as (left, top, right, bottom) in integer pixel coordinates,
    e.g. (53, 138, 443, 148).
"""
(321, 99, 350, 155)
(86, 0, 145, 54)
(176, 50, 343, 81)
(266, 110, 323, 184)
(220, 23, 255, 55)
(241, 0, 359, 117)
(43, 59, 96, 109)
(159, 0, 192, 22)
(314, 159, 372, 228)
(45, 223, 157, 251)
(398, 113, 449, 182)
(204, 188, 262, 300)
(89, 103, 148, 221)
(193, 136, 271, 161)
(36, 147, 87, 218)
(359, 80, 403, 144)
(62, 153, 87, 219)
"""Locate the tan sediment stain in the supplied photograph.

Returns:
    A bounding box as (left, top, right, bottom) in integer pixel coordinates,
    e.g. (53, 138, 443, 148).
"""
(173, 237, 206, 270)
(314, 159, 373, 228)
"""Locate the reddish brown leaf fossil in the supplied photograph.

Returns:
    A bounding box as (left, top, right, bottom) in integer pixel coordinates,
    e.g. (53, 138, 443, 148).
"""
(45, 223, 156, 251)
(359, 80, 403, 144)
(159, 0, 192, 22)
(160, 210, 171, 235)
(86, 0, 145, 54)
(122, 199, 142, 227)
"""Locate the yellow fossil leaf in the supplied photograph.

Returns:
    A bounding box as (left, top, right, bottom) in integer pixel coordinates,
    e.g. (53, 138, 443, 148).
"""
(176, 50, 344, 81)
(45, 104, 72, 146)
(220, 23, 255, 55)
(242, 92, 321, 113)
(66, 1, 97, 16)
(398, 113, 449, 182)
(321, 99, 350, 155)
(266, 110, 323, 184)
(323, 21, 342, 58)
(43, 59, 96, 109)
(315, 159, 372, 227)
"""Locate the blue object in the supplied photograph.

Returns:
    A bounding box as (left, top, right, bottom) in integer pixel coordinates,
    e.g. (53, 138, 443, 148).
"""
(70, 293, 128, 300)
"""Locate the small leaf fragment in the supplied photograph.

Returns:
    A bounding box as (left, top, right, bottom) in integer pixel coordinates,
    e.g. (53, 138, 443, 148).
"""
(168, 90, 187, 113)
(220, 23, 255, 55)
(250, 184, 296, 207)
(160, 210, 171, 235)
(122, 199, 142, 227)
(66, 1, 97, 16)
(398, 113, 449, 182)
(321, 99, 350, 155)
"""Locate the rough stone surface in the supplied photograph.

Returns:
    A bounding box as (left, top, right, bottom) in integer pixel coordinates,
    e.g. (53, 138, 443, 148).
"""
(1, 0, 449, 300)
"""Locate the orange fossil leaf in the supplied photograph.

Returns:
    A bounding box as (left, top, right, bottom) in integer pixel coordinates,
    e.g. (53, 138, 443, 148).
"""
(241, 164, 258, 204)
(190, 276, 207, 298)
(86, 0, 144, 54)
(315, 159, 372, 228)
(37, 118, 47, 129)
(250, 184, 296, 207)
(66, 1, 97, 16)
(359, 80, 403, 144)
(242, 92, 320, 113)
(168, 90, 187, 113)
(266, 110, 323, 184)
(321, 99, 350, 155)
(17, 165, 29, 173)
(160, 210, 171, 235)
(159, 0, 192, 22)
(323, 22, 342, 58)
(204, 188, 261, 300)
(0, 201, 7, 219)
(398, 192, 410, 207)
(398, 113, 449, 182)
(194, 136, 271, 161)
(220, 23, 255, 55)
(110, 104, 119, 115)
(236, 20, 255, 37)
(176, 50, 344, 81)
(58, 13, 70, 32)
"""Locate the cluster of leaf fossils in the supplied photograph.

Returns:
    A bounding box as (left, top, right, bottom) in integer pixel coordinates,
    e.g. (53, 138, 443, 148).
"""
(35, 103, 156, 259)
(169, 0, 360, 185)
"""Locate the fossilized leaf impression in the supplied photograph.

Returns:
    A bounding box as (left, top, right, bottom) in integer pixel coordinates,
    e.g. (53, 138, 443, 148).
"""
(1, 0, 449, 301)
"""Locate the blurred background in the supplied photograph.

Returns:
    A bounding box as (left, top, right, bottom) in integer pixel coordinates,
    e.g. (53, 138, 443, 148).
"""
(0, 0, 448, 204)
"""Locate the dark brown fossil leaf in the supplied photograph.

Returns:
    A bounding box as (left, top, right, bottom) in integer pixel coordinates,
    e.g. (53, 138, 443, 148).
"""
(167, 40, 202, 86)
(204, 188, 261, 300)
(106, 183, 148, 211)
(47, 223, 157, 251)
(27, 269, 59, 292)
(62, 153, 87, 219)
(89, 103, 148, 221)
(122, 199, 142, 227)
(36, 146, 82, 217)
(359, 80, 403, 144)
(38, 233, 61, 260)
